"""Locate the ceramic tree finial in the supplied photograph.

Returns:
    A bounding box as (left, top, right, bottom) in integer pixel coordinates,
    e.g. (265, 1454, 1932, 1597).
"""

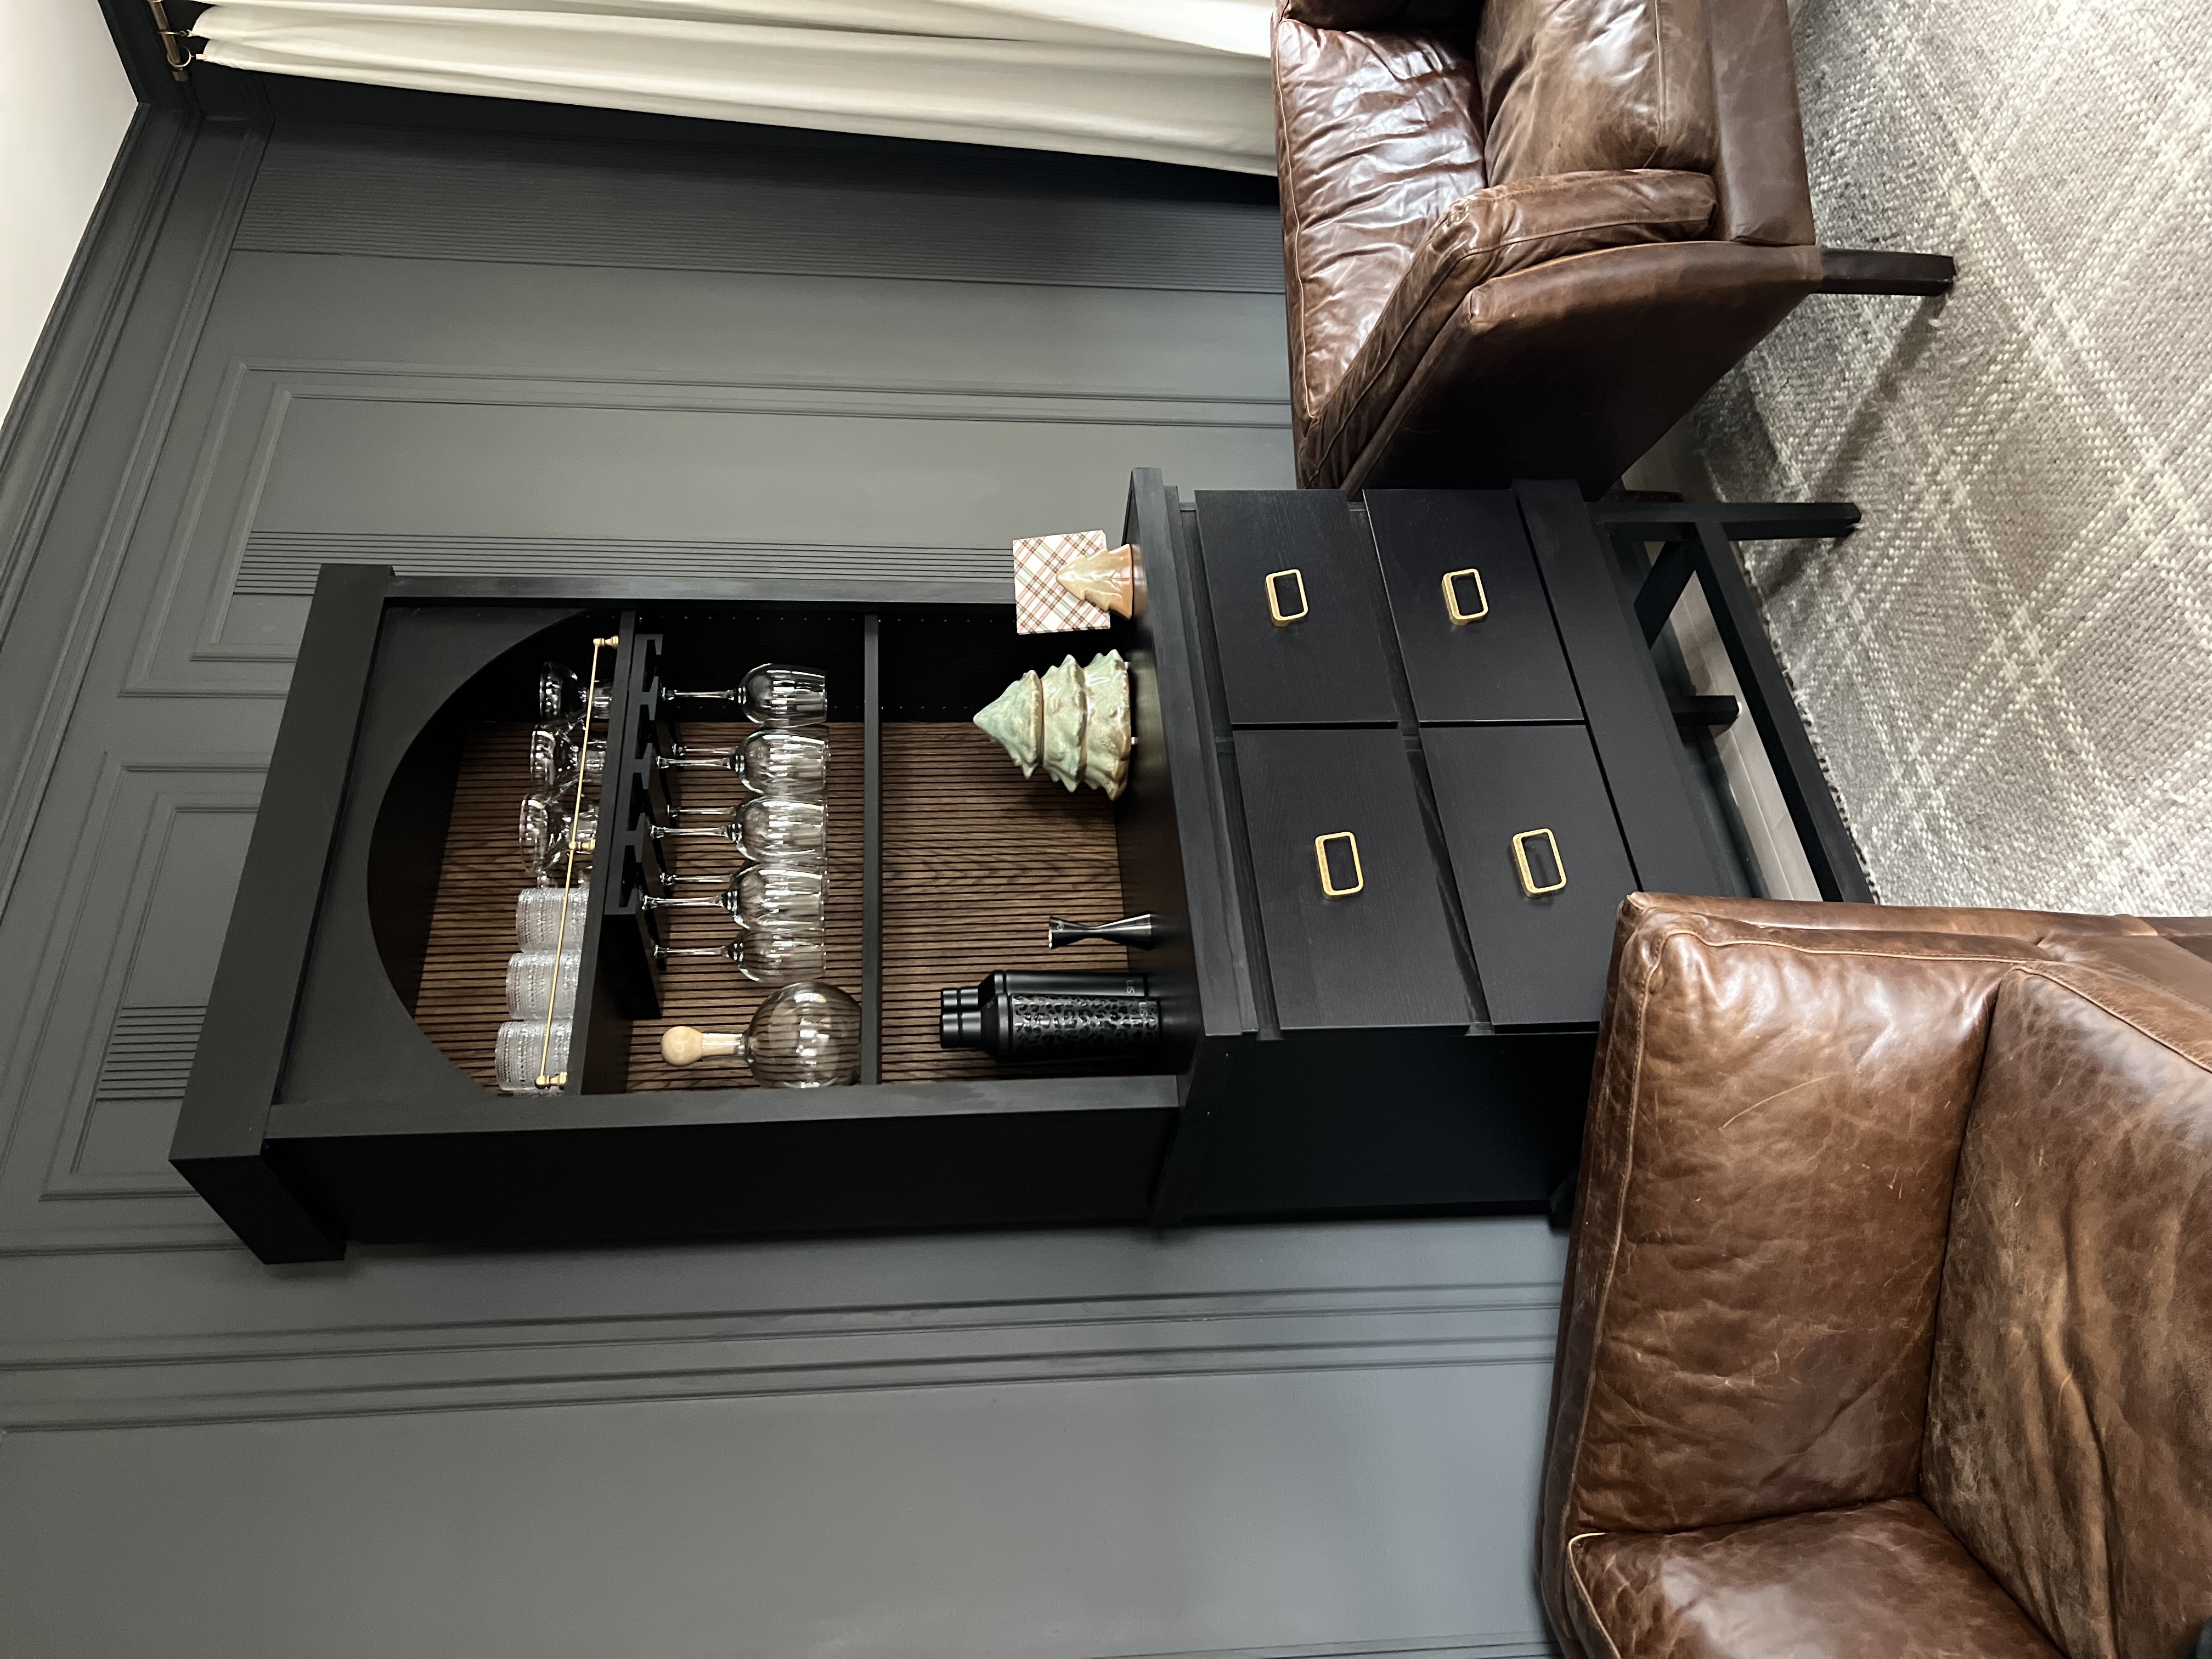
(1056, 543, 1140, 618)
(972, 670, 1043, 777)
(1040, 656, 1088, 792)
(972, 652, 1132, 796)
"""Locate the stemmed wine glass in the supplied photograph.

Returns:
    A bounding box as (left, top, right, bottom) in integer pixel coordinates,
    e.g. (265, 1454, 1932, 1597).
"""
(639, 863, 824, 932)
(656, 726, 828, 799)
(662, 663, 827, 727)
(651, 796, 825, 865)
(652, 932, 827, 986)
(541, 661, 827, 728)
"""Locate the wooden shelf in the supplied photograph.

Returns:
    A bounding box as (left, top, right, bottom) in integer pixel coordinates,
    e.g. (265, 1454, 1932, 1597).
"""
(879, 722, 1128, 1082)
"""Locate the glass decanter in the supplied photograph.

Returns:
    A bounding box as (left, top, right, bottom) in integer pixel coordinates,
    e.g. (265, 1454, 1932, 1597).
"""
(657, 981, 860, 1086)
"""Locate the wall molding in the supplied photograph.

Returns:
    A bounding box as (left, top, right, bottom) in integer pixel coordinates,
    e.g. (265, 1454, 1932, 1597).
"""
(234, 532, 1012, 596)
(0, 757, 261, 1251)
(0, 119, 266, 921)
(235, 122, 1287, 295)
(0, 1277, 1564, 1431)
(0, 110, 190, 648)
(54, 1003, 208, 1200)
(117, 359, 1290, 693)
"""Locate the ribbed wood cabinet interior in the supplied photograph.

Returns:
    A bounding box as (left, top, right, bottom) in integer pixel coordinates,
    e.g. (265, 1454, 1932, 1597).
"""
(371, 600, 1157, 1101)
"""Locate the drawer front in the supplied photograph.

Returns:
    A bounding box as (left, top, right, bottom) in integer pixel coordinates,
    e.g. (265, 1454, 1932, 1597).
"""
(1422, 724, 1637, 1028)
(1365, 490, 1581, 724)
(1196, 491, 1399, 726)
(1235, 728, 1471, 1031)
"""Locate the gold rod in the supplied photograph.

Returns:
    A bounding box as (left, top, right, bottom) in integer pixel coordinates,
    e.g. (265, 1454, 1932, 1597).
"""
(146, 0, 195, 77)
(537, 633, 619, 1088)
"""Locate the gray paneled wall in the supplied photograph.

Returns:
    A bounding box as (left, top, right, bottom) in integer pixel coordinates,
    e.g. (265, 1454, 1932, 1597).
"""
(0, 110, 1566, 1658)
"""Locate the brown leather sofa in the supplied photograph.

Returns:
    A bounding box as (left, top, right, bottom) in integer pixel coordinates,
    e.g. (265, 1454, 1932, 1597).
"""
(1273, 0, 1825, 496)
(1541, 894, 2212, 1659)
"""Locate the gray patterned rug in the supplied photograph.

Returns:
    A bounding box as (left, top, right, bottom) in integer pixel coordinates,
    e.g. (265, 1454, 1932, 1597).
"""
(1689, 0, 2212, 913)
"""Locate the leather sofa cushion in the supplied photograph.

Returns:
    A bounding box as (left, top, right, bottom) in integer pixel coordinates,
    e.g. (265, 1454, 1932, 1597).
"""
(1303, 167, 1714, 482)
(1543, 905, 2052, 1541)
(1477, 0, 1719, 183)
(1923, 968, 2212, 1659)
(1273, 12, 1488, 432)
(1569, 1497, 2062, 1659)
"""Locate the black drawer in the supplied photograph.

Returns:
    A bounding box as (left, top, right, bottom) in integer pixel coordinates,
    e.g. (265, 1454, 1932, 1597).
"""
(1196, 491, 1398, 726)
(1365, 490, 1581, 725)
(1422, 724, 1637, 1027)
(1234, 728, 1471, 1031)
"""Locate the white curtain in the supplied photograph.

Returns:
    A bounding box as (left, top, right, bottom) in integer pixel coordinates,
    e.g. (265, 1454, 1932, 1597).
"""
(194, 0, 1278, 173)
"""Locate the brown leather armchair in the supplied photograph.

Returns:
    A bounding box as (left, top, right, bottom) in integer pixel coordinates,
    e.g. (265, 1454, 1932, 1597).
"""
(1274, 0, 1844, 495)
(1541, 895, 2212, 1659)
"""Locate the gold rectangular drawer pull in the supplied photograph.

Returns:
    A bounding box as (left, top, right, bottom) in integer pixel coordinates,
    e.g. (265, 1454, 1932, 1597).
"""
(1511, 827, 1567, 896)
(1313, 831, 1364, 898)
(1441, 566, 1489, 624)
(1266, 568, 1309, 626)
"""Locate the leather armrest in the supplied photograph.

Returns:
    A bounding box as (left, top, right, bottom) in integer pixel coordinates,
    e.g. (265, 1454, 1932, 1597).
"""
(1706, 0, 1816, 243)
(1303, 168, 1714, 483)
(1538, 895, 2059, 1640)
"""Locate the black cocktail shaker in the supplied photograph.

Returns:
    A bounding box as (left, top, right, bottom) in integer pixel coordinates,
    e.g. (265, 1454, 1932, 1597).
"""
(938, 970, 1160, 1063)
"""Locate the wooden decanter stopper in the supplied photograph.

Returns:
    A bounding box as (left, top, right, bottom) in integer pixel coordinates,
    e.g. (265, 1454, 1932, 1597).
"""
(661, 1026, 743, 1066)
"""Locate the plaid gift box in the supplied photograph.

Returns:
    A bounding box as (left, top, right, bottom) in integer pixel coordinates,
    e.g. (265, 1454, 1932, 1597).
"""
(1012, 530, 1114, 635)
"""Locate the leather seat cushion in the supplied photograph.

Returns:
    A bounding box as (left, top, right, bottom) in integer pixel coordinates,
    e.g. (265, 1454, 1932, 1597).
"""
(1568, 1497, 2062, 1659)
(1273, 12, 1489, 433)
(1304, 167, 1715, 483)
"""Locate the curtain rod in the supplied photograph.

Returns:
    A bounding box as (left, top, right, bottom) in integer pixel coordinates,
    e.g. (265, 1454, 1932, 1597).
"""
(146, 0, 199, 78)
